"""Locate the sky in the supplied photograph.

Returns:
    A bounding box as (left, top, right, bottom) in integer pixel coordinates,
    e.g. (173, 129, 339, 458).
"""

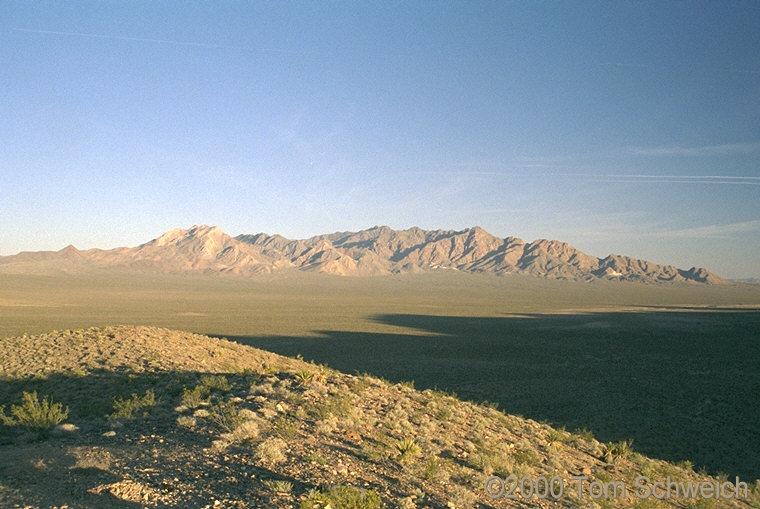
(1, 1, 759, 279)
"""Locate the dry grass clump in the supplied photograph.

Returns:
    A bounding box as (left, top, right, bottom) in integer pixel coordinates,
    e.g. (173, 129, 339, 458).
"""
(256, 436, 288, 464)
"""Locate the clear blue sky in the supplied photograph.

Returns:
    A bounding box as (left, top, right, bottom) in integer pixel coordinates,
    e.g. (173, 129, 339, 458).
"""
(1, 1, 759, 278)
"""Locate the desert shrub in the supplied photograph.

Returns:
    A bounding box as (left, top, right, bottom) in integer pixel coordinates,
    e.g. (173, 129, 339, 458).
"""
(199, 375, 233, 392)
(181, 385, 210, 409)
(272, 415, 299, 438)
(512, 446, 542, 468)
(176, 415, 197, 429)
(208, 400, 244, 432)
(0, 391, 69, 429)
(306, 392, 353, 421)
(230, 419, 260, 443)
(256, 437, 288, 464)
(110, 390, 156, 420)
(467, 451, 513, 477)
(420, 457, 442, 480)
(301, 484, 384, 509)
(546, 426, 568, 447)
(447, 486, 476, 509)
(308, 450, 327, 465)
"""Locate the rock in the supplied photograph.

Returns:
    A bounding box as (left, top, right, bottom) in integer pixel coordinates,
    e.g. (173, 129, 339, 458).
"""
(345, 430, 362, 443)
(52, 423, 79, 435)
(102, 430, 117, 437)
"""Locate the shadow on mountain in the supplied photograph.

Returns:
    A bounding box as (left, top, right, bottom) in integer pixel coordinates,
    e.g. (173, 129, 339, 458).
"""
(220, 310, 760, 480)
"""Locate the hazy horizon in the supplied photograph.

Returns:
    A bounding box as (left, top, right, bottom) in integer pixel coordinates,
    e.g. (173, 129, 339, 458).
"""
(2, 2, 758, 278)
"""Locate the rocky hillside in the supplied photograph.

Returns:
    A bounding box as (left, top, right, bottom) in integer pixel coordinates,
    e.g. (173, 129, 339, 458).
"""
(0, 225, 726, 283)
(1, 326, 756, 508)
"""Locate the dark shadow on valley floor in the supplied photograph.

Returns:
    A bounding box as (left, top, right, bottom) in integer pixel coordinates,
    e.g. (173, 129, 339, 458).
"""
(215, 310, 760, 480)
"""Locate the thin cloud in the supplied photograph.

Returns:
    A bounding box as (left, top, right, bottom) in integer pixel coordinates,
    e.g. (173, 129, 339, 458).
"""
(627, 143, 760, 157)
(646, 220, 760, 239)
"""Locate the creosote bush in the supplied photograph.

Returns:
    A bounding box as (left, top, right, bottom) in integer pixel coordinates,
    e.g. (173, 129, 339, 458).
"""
(110, 390, 156, 420)
(0, 391, 69, 430)
(181, 385, 210, 409)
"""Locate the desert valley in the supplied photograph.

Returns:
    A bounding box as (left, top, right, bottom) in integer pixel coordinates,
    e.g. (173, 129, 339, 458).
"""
(1, 226, 759, 508)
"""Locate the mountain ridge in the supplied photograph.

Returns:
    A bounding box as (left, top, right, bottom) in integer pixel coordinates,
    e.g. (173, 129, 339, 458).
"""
(0, 225, 727, 283)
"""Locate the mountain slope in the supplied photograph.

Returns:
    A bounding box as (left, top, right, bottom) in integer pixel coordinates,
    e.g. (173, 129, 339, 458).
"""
(1, 326, 756, 508)
(0, 225, 726, 283)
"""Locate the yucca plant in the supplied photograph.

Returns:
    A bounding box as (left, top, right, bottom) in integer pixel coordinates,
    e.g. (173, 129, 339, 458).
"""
(294, 369, 314, 386)
(262, 479, 293, 495)
(394, 438, 421, 462)
(603, 439, 633, 462)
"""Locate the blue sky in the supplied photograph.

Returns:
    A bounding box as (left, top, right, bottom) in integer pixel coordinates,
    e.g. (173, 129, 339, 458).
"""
(1, 1, 759, 278)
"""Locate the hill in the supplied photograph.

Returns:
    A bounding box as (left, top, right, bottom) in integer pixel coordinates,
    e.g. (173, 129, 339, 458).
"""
(1, 326, 756, 508)
(0, 225, 727, 283)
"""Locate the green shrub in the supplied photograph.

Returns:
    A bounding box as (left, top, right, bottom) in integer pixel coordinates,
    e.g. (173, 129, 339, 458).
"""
(308, 450, 328, 465)
(181, 385, 210, 409)
(199, 375, 233, 392)
(110, 390, 156, 420)
(0, 391, 69, 429)
(301, 484, 384, 509)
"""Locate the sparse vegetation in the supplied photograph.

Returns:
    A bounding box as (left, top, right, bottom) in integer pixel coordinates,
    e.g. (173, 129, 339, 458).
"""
(198, 374, 233, 392)
(207, 400, 244, 432)
(300, 484, 384, 509)
(0, 319, 758, 508)
(181, 384, 210, 408)
(109, 390, 156, 420)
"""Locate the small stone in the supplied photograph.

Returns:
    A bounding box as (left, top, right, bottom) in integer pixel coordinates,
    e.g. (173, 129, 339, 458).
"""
(52, 423, 79, 435)
(582, 467, 592, 476)
(102, 431, 117, 437)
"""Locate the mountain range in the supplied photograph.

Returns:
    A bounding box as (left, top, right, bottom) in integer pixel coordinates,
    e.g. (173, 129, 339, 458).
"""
(0, 225, 726, 283)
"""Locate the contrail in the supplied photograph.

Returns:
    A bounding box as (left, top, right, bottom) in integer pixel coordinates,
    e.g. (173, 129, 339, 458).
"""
(595, 174, 760, 181)
(565, 174, 760, 185)
(594, 179, 760, 186)
(13, 28, 297, 53)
